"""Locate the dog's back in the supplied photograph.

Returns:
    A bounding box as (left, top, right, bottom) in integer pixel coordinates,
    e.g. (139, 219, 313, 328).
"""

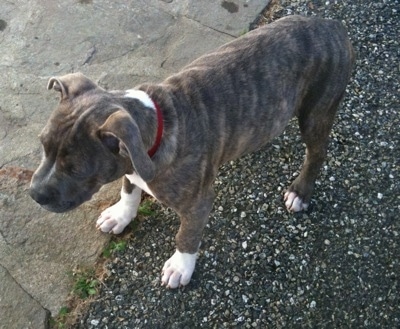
(159, 15, 355, 163)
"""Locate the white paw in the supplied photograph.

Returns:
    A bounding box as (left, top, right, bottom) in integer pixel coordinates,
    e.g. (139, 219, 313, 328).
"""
(96, 201, 133, 234)
(96, 188, 141, 234)
(284, 191, 309, 212)
(161, 250, 197, 288)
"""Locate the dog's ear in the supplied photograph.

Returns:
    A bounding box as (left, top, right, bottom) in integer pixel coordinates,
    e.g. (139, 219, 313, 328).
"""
(98, 110, 155, 182)
(47, 73, 98, 100)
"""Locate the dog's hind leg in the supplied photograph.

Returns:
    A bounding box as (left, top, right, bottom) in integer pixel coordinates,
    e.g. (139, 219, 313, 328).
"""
(284, 92, 345, 212)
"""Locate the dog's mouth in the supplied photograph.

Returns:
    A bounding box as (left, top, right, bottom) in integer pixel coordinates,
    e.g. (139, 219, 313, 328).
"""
(29, 185, 96, 213)
(40, 200, 80, 213)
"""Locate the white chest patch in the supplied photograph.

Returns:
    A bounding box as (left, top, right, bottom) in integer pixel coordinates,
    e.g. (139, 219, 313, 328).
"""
(125, 89, 155, 110)
(124, 89, 157, 198)
(126, 173, 156, 198)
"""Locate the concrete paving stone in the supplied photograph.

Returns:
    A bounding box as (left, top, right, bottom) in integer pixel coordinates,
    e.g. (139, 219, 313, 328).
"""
(0, 264, 49, 329)
(0, 166, 113, 317)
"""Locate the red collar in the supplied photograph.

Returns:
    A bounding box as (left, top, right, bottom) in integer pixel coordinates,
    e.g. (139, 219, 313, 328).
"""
(147, 100, 163, 157)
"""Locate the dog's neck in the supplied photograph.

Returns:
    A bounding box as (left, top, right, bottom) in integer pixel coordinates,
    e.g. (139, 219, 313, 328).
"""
(123, 89, 163, 157)
(125, 89, 155, 109)
(147, 99, 163, 157)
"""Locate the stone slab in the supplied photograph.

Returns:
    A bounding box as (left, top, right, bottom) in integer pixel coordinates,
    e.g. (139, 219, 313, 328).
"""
(0, 264, 49, 329)
(0, 167, 114, 316)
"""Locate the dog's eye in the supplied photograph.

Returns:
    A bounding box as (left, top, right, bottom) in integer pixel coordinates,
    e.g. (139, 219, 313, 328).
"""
(100, 133, 120, 154)
(56, 152, 77, 175)
(57, 157, 73, 174)
(58, 155, 91, 178)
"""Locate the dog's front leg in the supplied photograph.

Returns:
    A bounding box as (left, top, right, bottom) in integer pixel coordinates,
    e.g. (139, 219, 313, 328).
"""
(162, 192, 214, 288)
(97, 176, 141, 234)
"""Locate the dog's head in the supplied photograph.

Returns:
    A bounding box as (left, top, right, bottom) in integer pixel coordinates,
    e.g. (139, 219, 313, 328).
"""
(29, 73, 155, 212)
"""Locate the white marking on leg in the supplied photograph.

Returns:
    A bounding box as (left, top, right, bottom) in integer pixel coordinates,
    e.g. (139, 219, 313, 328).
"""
(161, 250, 197, 288)
(125, 89, 155, 110)
(284, 191, 309, 212)
(96, 186, 142, 234)
(126, 173, 155, 198)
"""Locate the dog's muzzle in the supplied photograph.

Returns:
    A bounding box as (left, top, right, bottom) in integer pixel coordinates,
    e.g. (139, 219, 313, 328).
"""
(29, 178, 97, 213)
(29, 185, 77, 213)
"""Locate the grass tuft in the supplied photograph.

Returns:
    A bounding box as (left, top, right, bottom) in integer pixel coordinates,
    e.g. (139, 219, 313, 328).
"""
(102, 240, 128, 258)
(71, 268, 98, 299)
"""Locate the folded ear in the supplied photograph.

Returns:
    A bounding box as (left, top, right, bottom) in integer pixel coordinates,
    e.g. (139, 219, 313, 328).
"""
(47, 72, 99, 100)
(98, 110, 155, 182)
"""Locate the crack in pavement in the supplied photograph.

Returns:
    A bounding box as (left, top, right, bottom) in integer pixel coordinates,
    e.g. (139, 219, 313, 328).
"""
(0, 228, 8, 242)
(0, 262, 50, 314)
(183, 14, 237, 38)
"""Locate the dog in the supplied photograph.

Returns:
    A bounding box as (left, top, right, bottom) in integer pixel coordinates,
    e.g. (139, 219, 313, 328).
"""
(29, 15, 355, 288)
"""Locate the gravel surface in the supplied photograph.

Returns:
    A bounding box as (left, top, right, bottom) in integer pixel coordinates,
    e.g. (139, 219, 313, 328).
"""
(72, 1, 399, 328)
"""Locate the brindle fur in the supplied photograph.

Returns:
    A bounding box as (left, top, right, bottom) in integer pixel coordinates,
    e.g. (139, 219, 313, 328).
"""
(30, 15, 355, 254)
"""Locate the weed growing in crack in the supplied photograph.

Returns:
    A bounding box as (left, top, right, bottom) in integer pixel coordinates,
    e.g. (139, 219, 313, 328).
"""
(102, 240, 127, 258)
(138, 199, 156, 216)
(72, 268, 98, 299)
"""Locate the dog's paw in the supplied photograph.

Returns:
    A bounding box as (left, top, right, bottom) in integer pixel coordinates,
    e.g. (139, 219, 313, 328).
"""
(161, 250, 197, 288)
(96, 201, 136, 234)
(284, 191, 309, 212)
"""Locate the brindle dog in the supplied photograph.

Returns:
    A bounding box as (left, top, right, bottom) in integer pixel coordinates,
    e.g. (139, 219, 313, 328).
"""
(30, 15, 355, 288)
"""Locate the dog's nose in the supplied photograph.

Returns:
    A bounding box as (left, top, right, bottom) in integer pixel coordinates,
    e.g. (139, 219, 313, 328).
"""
(29, 187, 57, 206)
